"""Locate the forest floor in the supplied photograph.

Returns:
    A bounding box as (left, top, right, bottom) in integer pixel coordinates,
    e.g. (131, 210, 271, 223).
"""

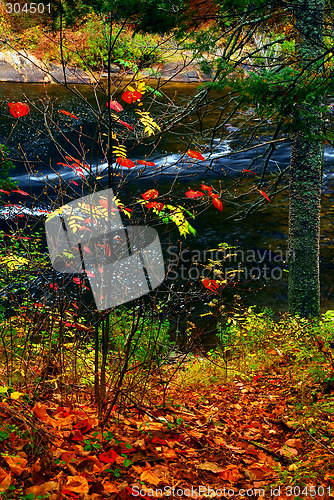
(1, 354, 334, 500)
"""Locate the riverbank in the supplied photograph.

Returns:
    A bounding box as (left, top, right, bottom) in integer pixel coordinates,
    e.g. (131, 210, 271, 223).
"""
(0, 49, 213, 84)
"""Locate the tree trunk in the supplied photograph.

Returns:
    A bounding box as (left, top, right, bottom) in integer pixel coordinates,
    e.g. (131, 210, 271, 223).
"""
(288, 0, 324, 317)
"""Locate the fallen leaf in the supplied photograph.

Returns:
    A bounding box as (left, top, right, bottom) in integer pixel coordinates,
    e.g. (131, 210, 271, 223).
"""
(140, 470, 161, 486)
(198, 461, 224, 473)
(0, 468, 11, 491)
(65, 475, 89, 494)
(5, 456, 28, 475)
(103, 481, 120, 493)
(33, 402, 56, 427)
(217, 465, 240, 482)
(279, 446, 298, 457)
(27, 481, 60, 497)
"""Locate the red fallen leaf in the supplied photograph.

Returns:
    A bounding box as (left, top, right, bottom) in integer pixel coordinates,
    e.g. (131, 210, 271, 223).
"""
(242, 169, 257, 175)
(12, 189, 29, 196)
(116, 157, 135, 169)
(219, 385, 228, 392)
(0, 189, 10, 194)
(85, 270, 95, 278)
(212, 197, 223, 212)
(152, 438, 167, 445)
(202, 278, 219, 292)
(73, 419, 92, 433)
(99, 450, 118, 464)
(252, 374, 262, 383)
(107, 100, 123, 112)
(70, 430, 85, 441)
(73, 277, 82, 285)
(185, 188, 204, 199)
(142, 189, 159, 200)
(62, 490, 79, 499)
(146, 202, 164, 212)
(59, 109, 78, 120)
(119, 120, 134, 130)
(121, 90, 142, 104)
(200, 184, 212, 196)
(8, 102, 30, 117)
(186, 150, 205, 161)
(259, 189, 271, 202)
(137, 160, 155, 166)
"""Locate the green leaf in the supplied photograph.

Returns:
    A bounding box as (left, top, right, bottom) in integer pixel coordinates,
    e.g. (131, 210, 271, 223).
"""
(123, 459, 132, 467)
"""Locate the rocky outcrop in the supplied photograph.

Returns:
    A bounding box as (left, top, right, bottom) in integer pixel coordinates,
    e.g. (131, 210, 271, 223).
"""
(0, 50, 94, 84)
(0, 50, 212, 84)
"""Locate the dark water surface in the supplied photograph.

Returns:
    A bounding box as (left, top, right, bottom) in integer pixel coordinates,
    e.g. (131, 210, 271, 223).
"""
(0, 82, 333, 314)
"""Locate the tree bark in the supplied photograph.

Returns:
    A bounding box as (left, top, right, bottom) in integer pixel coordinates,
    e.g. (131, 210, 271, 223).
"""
(288, 0, 324, 317)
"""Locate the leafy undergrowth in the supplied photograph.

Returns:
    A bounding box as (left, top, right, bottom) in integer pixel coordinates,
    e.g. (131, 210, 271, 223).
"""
(1, 361, 334, 500)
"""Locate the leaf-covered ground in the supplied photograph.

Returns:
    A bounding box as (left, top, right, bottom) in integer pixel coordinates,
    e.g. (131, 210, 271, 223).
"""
(1, 367, 334, 500)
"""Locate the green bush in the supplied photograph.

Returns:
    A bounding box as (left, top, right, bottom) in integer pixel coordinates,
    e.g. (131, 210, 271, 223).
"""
(79, 15, 165, 70)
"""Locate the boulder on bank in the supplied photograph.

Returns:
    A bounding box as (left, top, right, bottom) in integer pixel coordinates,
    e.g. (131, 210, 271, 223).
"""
(0, 50, 94, 84)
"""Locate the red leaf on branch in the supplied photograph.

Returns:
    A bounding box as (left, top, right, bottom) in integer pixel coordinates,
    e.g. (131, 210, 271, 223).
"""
(8, 102, 30, 117)
(185, 188, 204, 199)
(119, 120, 134, 130)
(107, 100, 123, 112)
(142, 189, 159, 200)
(202, 278, 220, 292)
(146, 202, 164, 212)
(59, 109, 78, 120)
(212, 197, 223, 212)
(116, 157, 135, 169)
(0, 189, 10, 194)
(200, 184, 213, 196)
(137, 160, 155, 166)
(186, 150, 205, 161)
(259, 190, 271, 202)
(73, 277, 82, 285)
(242, 169, 257, 175)
(12, 189, 29, 196)
(121, 90, 142, 104)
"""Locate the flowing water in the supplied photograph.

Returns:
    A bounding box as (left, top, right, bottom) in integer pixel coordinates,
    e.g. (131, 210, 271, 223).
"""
(0, 81, 333, 316)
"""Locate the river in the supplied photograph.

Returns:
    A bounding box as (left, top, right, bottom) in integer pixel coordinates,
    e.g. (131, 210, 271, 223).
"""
(0, 81, 333, 316)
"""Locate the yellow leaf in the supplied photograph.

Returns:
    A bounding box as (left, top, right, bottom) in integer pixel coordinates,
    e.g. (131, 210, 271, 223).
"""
(10, 391, 23, 400)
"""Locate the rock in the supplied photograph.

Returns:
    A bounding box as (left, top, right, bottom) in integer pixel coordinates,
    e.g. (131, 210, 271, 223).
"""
(0, 50, 93, 84)
(0, 50, 49, 83)
(48, 62, 93, 84)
